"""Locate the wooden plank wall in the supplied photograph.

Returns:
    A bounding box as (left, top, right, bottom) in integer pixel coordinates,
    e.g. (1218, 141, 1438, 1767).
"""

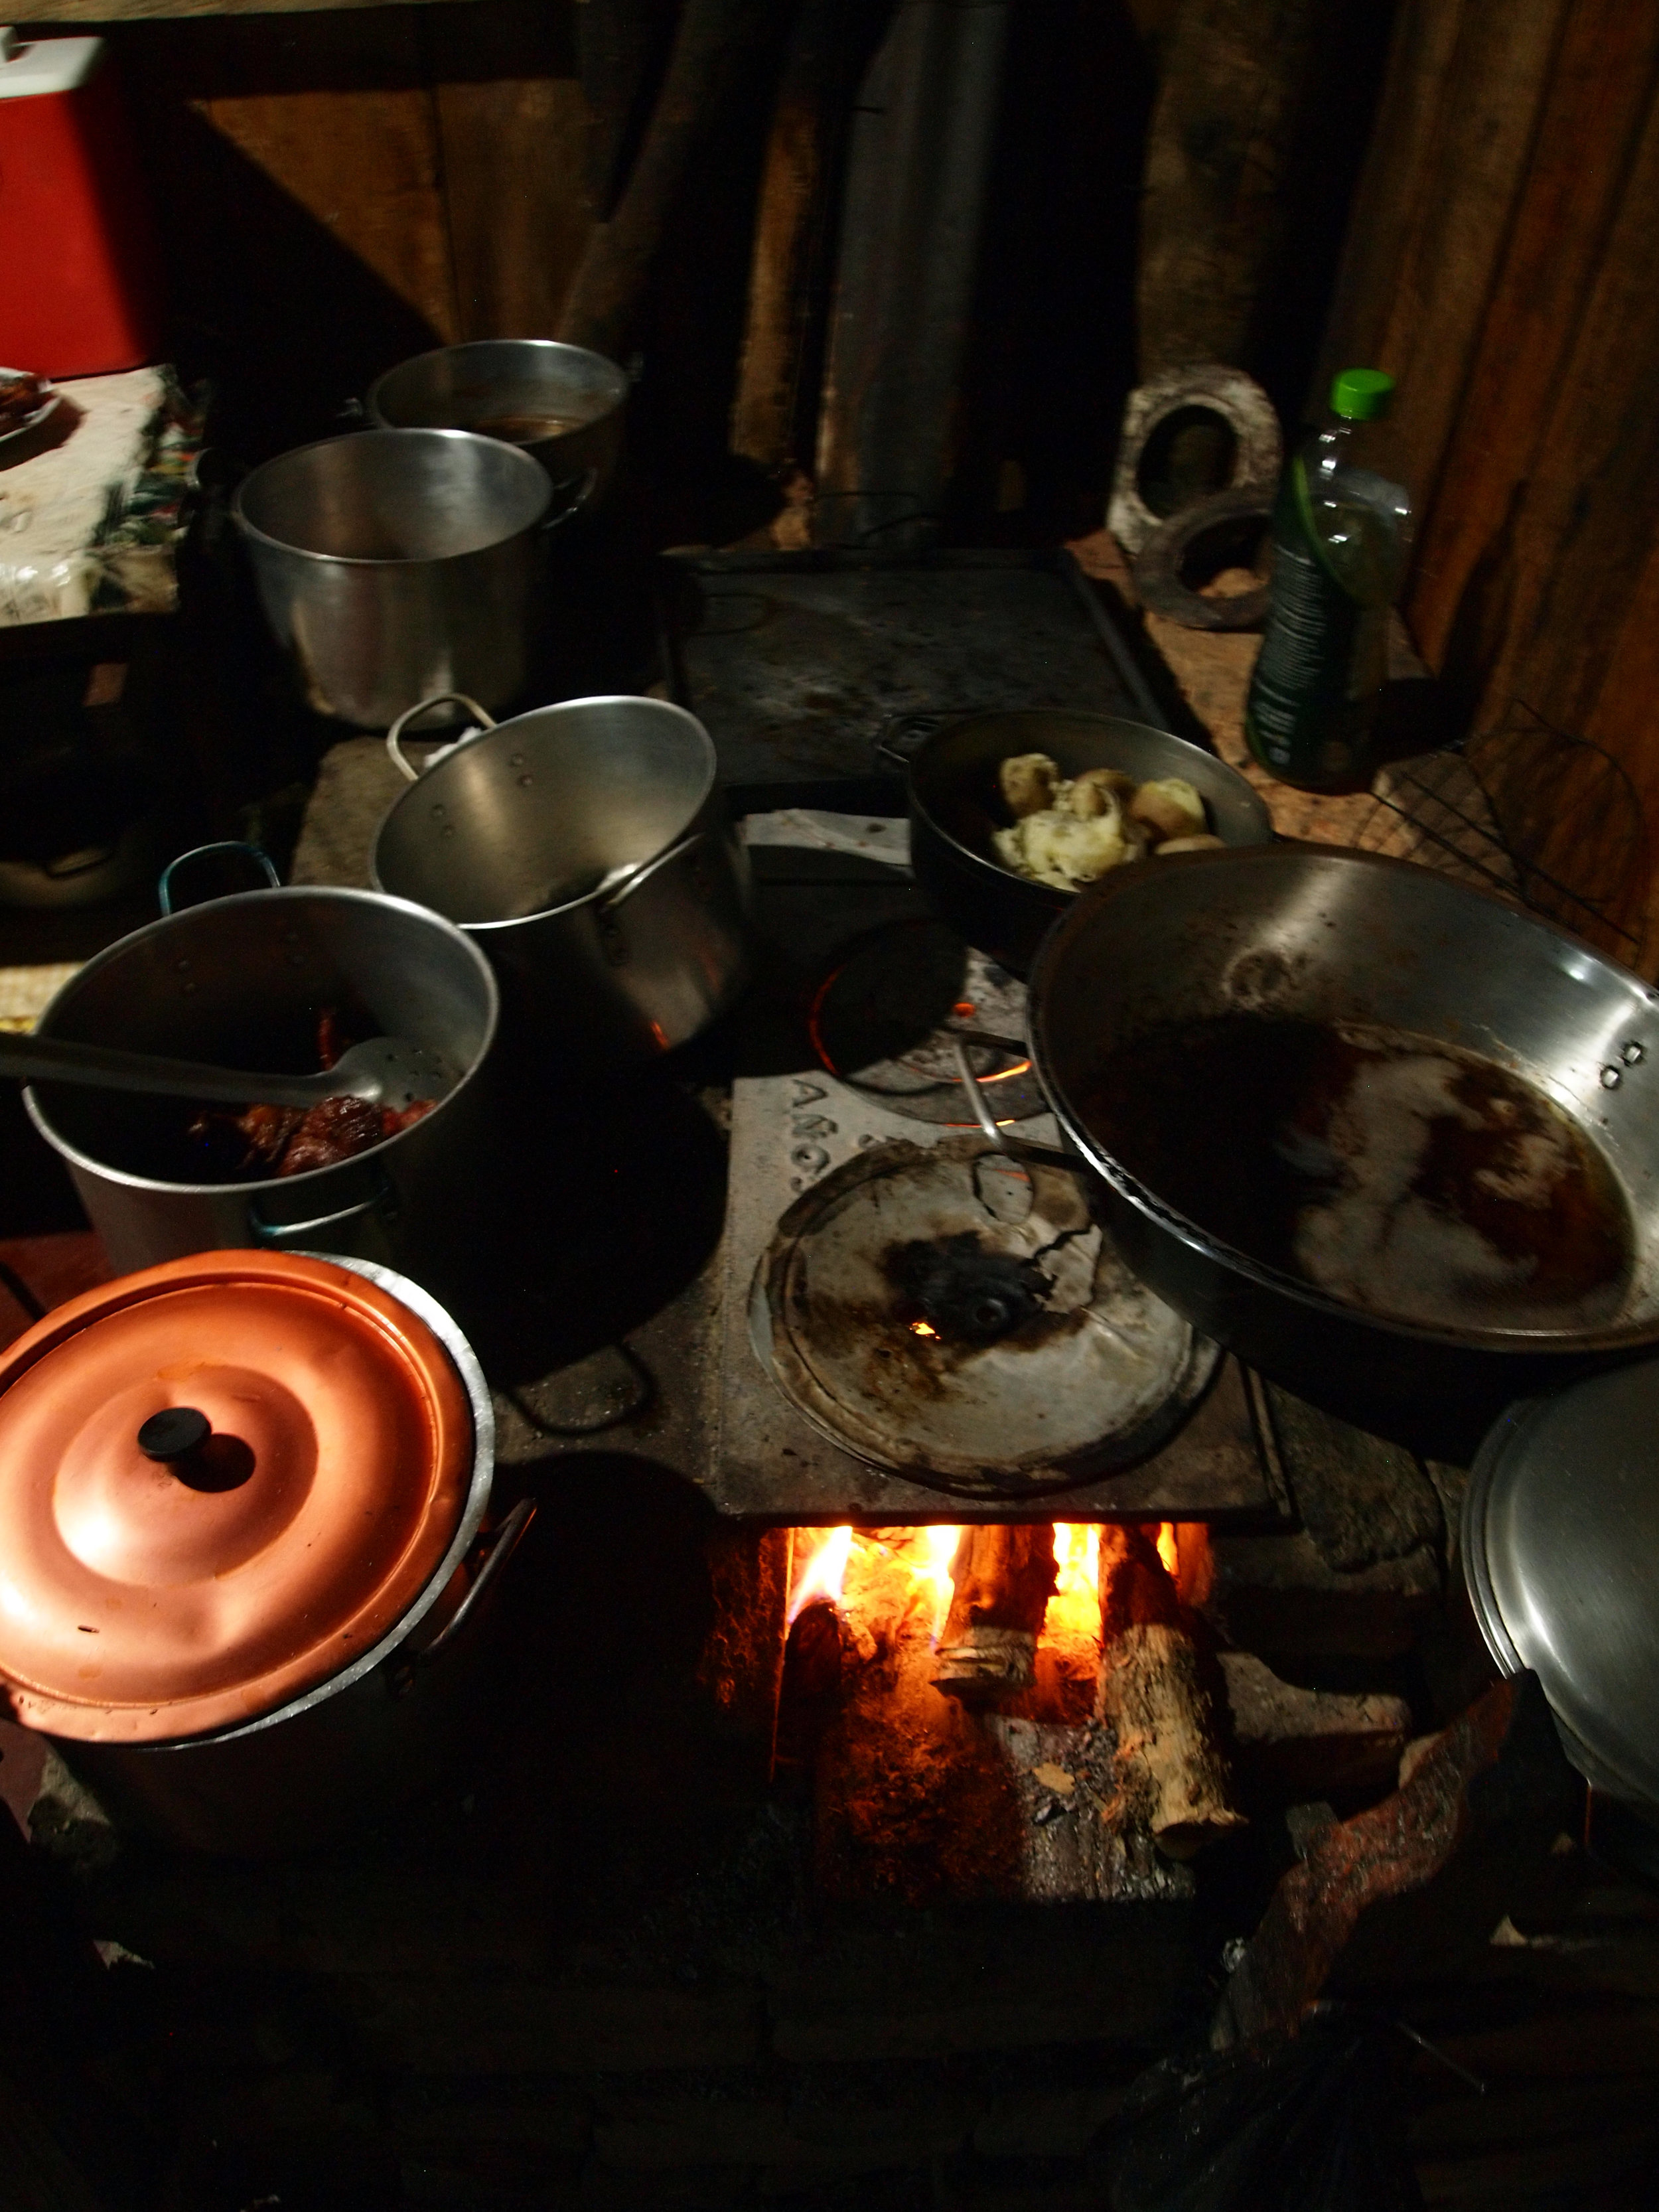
(1317, 0, 1659, 853)
(102, 1, 595, 457)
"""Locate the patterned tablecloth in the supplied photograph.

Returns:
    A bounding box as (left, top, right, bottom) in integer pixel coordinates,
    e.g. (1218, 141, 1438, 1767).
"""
(0, 366, 202, 628)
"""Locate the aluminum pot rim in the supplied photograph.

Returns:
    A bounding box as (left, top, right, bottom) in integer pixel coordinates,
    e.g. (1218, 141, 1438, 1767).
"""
(1027, 840, 1659, 1358)
(370, 694, 721, 933)
(232, 427, 553, 572)
(1463, 1390, 1659, 1808)
(74, 1252, 499, 1753)
(903, 707, 1275, 890)
(23, 885, 501, 1197)
(366, 338, 630, 443)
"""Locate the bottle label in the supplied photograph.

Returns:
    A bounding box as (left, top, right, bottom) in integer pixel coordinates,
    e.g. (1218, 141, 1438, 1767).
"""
(1244, 457, 1384, 792)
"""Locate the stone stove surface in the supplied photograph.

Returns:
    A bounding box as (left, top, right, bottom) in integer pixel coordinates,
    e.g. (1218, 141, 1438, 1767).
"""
(709, 814, 1295, 1524)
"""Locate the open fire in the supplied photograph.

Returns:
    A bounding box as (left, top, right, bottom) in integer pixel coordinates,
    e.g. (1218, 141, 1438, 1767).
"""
(785, 1519, 1179, 1651)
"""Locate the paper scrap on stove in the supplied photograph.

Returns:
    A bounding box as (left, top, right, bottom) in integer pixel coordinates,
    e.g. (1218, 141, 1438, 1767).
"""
(742, 808, 910, 867)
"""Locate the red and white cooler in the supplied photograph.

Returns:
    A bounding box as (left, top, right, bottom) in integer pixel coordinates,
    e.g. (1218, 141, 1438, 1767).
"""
(0, 27, 161, 378)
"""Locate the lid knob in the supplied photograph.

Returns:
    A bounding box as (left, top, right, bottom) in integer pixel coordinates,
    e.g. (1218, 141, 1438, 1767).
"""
(137, 1406, 212, 1463)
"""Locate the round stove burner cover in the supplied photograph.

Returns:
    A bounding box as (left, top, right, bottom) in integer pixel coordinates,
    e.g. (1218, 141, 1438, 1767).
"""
(751, 1134, 1218, 1490)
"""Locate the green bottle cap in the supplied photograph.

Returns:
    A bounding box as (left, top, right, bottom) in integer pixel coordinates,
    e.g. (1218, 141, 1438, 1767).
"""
(1331, 368, 1395, 421)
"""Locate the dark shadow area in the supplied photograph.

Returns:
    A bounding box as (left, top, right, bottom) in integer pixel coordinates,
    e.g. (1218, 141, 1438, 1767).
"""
(441, 1033, 729, 1385)
(952, 0, 1156, 543)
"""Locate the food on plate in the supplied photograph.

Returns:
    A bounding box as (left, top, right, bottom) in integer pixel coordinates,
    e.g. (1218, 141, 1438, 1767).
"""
(991, 754, 1214, 890)
(186, 1008, 434, 1179)
(1155, 834, 1226, 855)
(998, 752, 1059, 819)
(1127, 777, 1208, 844)
(0, 370, 49, 435)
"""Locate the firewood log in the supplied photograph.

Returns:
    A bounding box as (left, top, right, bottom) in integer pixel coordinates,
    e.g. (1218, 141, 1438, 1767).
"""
(1097, 1523, 1246, 1858)
(932, 1524, 1057, 1702)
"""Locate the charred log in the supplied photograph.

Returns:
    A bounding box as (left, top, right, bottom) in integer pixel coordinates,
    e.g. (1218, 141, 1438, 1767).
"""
(1097, 1523, 1246, 1859)
(932, 1524, 1058, 1703)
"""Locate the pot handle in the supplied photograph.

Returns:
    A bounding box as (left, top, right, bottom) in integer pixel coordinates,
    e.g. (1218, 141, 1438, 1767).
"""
(541, 467, 599, 530)
(248, 1169, 399, 1247)
(873, 712, 948, 773)
(599, 827, 707, 916)
(157, 841, 280, 916)
(408, 1496, 538, 1668)
(386, 694, 497, 782)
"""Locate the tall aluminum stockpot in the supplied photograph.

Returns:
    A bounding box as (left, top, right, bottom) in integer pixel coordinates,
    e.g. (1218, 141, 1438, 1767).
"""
(373, 691, 752, 1062)
(234, 428, 556, 729)
(368, 338, 628, 500)
(24, 882, 500, 1291)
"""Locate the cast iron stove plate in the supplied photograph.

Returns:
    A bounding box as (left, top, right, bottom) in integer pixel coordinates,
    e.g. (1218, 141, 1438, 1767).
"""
(751, 1134, 1219, 1493)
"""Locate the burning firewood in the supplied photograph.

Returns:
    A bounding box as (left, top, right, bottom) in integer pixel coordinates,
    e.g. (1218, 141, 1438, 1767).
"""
(932, 1524, 1058, 1702)
(1096, 1523, 1246, 1859)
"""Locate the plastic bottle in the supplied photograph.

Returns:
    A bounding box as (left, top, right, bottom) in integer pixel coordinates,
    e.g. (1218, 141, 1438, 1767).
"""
(1244, 368, 1411, 794)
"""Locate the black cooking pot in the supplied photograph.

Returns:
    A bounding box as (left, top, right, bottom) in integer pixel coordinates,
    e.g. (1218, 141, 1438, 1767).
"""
(878, 709, 1273, 976)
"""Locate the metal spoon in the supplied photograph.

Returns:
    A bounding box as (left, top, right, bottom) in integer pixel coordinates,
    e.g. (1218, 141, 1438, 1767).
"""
(0, 1030, 461, 1112)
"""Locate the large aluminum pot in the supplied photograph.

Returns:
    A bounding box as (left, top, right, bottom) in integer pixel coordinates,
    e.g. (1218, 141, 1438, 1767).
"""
(24, 880, 499, 1292)
(234, 428, 555, 729)
(373, 691, 752, 1062)
(0, 1249, 532, 1856)
(879, 708, 1274, 977)
(1027, 844, 1659, 1455)
(368, 338, 628, 501)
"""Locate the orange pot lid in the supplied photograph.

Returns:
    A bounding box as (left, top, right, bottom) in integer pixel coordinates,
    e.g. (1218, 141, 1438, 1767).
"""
(0, 1251, 474, 1744)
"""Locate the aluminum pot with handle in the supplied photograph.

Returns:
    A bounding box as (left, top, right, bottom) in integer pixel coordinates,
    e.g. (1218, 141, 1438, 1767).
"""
(367, 338, 628, 502)
(234, 427, 580, 729)
(373, 692, 752, 1062)
(0, 1248, 532, 1856)
(878, 707, 1275, 977)
(23, 851, 499, 1295)
(1025, 843, 1659, 1457)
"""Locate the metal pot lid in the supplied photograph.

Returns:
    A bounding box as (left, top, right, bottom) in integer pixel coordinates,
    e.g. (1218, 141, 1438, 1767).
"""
(752, 1134, 1218, 1493)
(0, 1251, 474, 1744)
(1465, 1360, 1659, 1806)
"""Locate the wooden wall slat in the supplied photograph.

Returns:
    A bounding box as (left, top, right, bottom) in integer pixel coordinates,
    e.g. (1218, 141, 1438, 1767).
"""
(198, 78, 461, 340)
(1316, 0, 1569, 505)
(1481, 85, 1659, 749)
(1408, 3, 1659, 678)
(436, 76, 593, 338)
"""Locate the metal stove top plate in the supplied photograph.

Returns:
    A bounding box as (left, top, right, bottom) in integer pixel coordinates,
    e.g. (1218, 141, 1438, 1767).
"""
(753, 1134, 1219, 1493)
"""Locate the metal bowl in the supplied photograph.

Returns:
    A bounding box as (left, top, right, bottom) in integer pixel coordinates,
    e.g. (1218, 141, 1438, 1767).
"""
(1028, 843, 1659, 1453)
(889, 709, 1274, 977)
(367, 338, 628, 500)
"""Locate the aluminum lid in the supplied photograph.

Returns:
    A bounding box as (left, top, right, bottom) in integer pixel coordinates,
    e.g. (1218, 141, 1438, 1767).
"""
(0, 1251, 474, 1744)
(1465, 1359, 1659, 1808)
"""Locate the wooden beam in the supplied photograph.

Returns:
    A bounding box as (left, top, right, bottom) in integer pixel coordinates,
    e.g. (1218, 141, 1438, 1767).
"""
(9, 0, 484, 19)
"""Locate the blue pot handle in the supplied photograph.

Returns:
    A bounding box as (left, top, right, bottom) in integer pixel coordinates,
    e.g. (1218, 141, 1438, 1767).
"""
(157, 841, 280, 916)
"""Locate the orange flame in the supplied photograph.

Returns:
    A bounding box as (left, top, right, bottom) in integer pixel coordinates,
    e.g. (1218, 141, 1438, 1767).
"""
(1048, 1523, 1102, 1641)
(1156, 1522, 1179, 1579)
(788, 1525, 853, 1621)
(913, 1524, 962, 1639)
(909, 1319, 938, 1338)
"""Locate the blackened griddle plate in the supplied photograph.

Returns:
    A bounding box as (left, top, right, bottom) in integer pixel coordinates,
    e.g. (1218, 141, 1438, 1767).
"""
(750, 1132, 1218, 1493)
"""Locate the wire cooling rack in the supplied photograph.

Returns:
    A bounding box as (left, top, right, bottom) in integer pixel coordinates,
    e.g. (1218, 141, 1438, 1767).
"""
(1347, 703, 1651, 972)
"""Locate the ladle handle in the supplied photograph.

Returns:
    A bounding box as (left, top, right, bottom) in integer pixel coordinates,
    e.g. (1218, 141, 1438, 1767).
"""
(0, 1031, 334, 1110)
